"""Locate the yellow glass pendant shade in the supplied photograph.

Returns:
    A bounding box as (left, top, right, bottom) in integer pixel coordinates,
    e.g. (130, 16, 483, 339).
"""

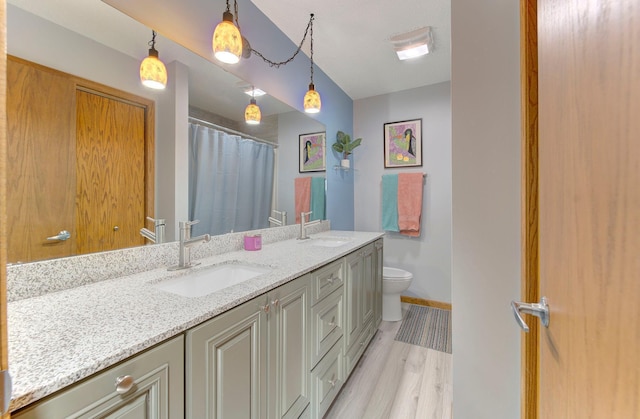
(213, 11, 242, 64)
(304, 83, 321, 113)
(140, 49, 167, 90)
(245, 99, 261, 124)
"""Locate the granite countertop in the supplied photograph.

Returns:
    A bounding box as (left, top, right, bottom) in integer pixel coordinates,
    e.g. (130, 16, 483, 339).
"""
(8, 230, 383, 412)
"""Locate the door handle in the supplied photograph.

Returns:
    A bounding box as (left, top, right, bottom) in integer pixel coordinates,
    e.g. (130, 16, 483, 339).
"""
(511, 296, 550, 332)
(46, 230, 71, 241)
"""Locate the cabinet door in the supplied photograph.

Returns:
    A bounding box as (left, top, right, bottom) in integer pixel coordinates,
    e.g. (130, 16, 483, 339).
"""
(344, 251, 363, 350)
(361, 244, 375, 329)
(13, 336, 184, 419)
(374, 239, 384, 327)
(186, 295, 268, 419)
(268, 275, 311, 419)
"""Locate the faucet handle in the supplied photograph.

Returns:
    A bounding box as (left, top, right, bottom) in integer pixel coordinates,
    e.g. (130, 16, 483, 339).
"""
(179, 219, 200, 229)
(146, 216, 165, 226)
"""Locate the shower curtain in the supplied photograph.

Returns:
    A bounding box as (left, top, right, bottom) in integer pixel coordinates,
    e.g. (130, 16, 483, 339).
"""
(189, 123, 275, 236)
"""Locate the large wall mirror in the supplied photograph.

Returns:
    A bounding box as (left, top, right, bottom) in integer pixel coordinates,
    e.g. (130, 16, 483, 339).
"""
(6, 0, 326, 264)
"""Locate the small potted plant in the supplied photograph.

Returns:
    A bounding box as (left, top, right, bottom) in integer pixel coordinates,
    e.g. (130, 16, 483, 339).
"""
(332, 131, 362, 169)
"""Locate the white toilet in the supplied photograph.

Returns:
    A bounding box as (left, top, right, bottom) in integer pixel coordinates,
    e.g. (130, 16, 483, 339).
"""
(382, 267, 414, 321)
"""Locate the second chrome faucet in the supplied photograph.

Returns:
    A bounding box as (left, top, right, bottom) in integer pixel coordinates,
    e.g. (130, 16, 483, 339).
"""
(298, 211, 321, 240)
(169, 220, 211, 270)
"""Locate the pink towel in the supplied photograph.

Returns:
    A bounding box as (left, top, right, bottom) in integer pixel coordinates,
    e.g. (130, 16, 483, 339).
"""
(397, 173, 423, 237)
(295, 177, 311, 223)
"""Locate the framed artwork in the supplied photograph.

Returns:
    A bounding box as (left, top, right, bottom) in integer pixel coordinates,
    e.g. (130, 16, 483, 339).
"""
(383, 119, 423, 168)
(299, 132, 326, 172)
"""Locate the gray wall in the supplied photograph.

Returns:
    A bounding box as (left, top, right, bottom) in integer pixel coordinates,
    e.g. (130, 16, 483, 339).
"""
(353, 82, 452, 304)
(451, 0, 522, 417)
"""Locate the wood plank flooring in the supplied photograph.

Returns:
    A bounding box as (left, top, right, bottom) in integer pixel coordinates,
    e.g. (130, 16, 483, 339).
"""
(325, 305, 452, 419)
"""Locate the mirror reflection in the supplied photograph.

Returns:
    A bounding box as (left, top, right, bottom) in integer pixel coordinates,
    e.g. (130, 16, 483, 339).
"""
(6, 1, 326, 264)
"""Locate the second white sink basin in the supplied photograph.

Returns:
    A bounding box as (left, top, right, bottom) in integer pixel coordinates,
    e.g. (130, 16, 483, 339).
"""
(153, 263, 271, 298)
(306, 237, 352, 248)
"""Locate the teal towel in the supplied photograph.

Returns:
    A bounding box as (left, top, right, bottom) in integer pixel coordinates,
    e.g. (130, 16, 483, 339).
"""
(382, 174, 400, 232)
(310, 177, 326, 221)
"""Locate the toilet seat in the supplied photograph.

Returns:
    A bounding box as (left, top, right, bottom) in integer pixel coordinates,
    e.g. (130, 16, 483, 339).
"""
(383, 267, 413, 280)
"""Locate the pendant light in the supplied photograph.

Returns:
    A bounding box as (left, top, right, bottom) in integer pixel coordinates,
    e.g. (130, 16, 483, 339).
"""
(213, 0, 243, 64)
(245, 88, 261, 125)
(140, 30, 167, 90)
(303, 15, 321, 113)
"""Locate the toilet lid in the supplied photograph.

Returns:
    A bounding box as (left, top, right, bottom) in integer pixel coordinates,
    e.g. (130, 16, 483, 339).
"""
(383, 267, 413, 280)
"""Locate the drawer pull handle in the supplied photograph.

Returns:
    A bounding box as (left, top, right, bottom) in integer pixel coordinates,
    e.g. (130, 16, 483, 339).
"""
(115, 375, 134, 394)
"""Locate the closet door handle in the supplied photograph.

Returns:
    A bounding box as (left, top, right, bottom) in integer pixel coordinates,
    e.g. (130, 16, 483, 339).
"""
(511, 297, 550, 332)
(46, 230, 71, 241)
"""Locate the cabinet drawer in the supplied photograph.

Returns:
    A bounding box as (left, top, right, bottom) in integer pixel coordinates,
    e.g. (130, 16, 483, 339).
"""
(310, 259, 344, 305)
(13, 335, 184, 419)
(311, 339, 344, 419)
(345, 320, 375, 377)
(310, 287, 343, 367)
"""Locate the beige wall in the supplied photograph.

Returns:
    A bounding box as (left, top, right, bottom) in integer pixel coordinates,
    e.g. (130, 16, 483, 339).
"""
(451, 0, 522, 417)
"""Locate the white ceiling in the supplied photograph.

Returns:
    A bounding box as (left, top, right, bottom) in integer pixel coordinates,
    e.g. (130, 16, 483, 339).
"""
(251, 0, 451, 100)
(8, 0, 450, 115)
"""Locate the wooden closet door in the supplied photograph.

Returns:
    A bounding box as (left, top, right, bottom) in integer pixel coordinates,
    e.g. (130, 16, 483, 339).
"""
(75, 90, 146, 254)
(6, 58, 76, 263)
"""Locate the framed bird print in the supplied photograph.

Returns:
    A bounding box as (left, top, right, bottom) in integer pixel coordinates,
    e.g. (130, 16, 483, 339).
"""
(299, 131, 326, 172)
(383, 119, 423, 168)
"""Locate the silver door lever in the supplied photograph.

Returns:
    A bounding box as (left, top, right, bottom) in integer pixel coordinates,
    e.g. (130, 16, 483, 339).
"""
(46, 230, 71, 241)
(511, 297, 550, 332)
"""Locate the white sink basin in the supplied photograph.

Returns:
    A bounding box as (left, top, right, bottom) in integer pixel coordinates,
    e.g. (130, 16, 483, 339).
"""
(153, 263, 271, 298)
(306, 237, 352, 248)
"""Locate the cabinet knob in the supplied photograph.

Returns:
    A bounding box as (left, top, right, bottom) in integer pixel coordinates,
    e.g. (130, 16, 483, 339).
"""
(327, 274, 334, 284)
(328, 374, 337, 388)
(261, 303, 271, 313)
(115, 375, 134, 394)
(271, 299, 280, 308)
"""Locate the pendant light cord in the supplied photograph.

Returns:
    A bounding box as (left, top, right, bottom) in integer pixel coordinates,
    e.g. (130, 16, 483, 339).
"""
(247, 13, 315, 69)
(149, 30, 158, 49)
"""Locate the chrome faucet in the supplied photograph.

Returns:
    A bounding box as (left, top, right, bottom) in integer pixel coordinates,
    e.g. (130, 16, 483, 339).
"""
(140, 216, 166, 244)
(298, 211, 321, 240)
(168, 220, 211, 270)
(268, 210, 288, 227)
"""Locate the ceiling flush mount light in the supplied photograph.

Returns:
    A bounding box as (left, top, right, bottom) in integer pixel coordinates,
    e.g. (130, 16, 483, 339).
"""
(213, 0, 242, 64)
(303, 14, 321, 113)
(391, 26, 433, 61)
(244, 87, 266, 97)
(140, 30, 168, 90)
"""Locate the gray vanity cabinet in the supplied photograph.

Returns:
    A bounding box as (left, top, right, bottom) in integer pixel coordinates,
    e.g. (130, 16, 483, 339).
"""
(267, 274, 311, 419)
(344, 242, 378, 376)
(374, 239, 384, 327)
(13, 335, 184, 419)
(186, 274, 310, 419)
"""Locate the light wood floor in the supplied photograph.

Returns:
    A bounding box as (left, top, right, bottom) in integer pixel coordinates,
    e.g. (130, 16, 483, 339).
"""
(325, 305, 453, 419)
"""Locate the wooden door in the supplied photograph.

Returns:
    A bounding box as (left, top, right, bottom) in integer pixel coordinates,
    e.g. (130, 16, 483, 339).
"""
(75, 90, 146, 254)
(537, 0, 640, 417)
(6, 58, 76, 263)
(0, 2, 9, 417)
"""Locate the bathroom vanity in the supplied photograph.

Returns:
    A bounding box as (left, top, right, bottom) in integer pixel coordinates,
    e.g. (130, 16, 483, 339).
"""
(8, 228, 383, 418)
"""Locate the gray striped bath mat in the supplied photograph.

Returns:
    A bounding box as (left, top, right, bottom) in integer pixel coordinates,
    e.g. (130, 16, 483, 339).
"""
(394, 305, 452, 353)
